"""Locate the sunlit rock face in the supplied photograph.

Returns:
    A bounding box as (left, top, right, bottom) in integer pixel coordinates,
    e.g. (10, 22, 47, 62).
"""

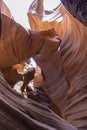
(27, 0, 64, 36)
(0, 0, 12, 18)
(28, 0, 87, 128)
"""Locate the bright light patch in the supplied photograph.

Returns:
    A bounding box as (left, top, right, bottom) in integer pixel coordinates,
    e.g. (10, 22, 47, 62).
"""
(44, 0, 61, 10)
(3, 0, 61, 28)
(3, 0, 33, 29)
(30, 58, 37, 68)
(56, 16, 64, 22)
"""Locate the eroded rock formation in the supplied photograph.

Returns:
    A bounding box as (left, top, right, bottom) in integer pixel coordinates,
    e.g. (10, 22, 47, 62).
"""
(28, 0, 87, 129)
